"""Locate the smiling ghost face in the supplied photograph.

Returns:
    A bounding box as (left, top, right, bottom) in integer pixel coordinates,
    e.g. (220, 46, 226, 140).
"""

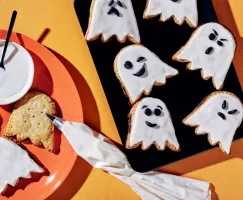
(126, 97, 180, 151)
(144, 0, 198, 27)
(183, 92, 243, 154)
(115, 45, 178, 104)
(174, 23, 236, 90)
(86, 0, 140, 43)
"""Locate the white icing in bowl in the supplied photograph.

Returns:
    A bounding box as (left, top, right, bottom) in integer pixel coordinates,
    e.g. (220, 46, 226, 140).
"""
(0, 40, 34, 105)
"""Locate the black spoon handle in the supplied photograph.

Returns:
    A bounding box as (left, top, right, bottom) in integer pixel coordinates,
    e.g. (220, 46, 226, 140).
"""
(0, 10, 17, 65)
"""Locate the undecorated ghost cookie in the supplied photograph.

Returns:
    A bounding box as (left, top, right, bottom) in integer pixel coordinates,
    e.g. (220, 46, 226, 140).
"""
(173, 23, 236, 90)
(115, 45, 178, 104)
(0, 137, 43, 194)
(126, 97, 180, 151)
(86, 0, 140, 43)
(4, 91, 56, 152)
(143, 0, 198, 28)
(183, 91, 243, 154)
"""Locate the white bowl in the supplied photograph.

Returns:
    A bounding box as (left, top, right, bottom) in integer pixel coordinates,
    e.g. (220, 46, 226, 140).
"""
(0, 40, 34, 105)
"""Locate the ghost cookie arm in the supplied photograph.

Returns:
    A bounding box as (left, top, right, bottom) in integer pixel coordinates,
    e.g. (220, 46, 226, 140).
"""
(85, 0, 101, 41)
(164, 63, 179, 78)
(183, 111, 201, 127)
(143, 0, 164, 19)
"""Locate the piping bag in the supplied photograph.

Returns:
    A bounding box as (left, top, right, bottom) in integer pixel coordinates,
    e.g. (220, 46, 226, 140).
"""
(46, 113, 211, 200)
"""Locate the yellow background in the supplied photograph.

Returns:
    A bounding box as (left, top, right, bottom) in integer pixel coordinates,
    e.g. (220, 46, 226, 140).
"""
(0, 0, 243, 199)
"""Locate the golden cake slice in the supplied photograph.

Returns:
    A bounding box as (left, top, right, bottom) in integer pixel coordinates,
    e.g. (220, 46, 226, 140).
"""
(4, 91, 56, 152)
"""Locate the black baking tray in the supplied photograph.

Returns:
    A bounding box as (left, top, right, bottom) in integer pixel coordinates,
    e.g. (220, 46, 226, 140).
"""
(74, 0, 243, 172)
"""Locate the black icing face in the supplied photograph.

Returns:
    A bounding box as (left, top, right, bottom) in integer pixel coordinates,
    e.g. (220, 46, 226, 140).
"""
(142, 105, 163, 128)
(124, 56, 147, 77)
(205, 29, 228, 55)
(107, 0, 126, 17)
(217, 100, 239, 120)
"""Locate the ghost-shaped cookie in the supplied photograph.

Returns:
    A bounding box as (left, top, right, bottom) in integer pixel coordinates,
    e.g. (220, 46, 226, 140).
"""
(126, 97, 180, 151)
(115, 45, 178, 104)
(173, 23, 236, 90)
(143, 0, 198, 27)
(183, 91, 243, 154)
(0, 137, 43, 193)
(86, 0, 140, 43)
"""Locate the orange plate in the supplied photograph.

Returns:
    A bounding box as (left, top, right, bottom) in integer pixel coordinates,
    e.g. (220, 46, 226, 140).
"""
(0, 30, 83, 200)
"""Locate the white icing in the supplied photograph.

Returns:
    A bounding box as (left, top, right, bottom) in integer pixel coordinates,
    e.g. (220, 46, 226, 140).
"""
(128, 97, 180, 150)
(116, 45, 178, 104)
(0, 40, 34, 105)
(184, 92, 243, 154)
(175, 23, 236, 90)
(0, 137, 43, 193)
(86, 0, 140, 43)
(144, 0, 198, 27)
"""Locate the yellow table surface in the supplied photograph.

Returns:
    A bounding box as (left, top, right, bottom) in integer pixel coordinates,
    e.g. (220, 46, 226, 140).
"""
(1, 0, 243, 199)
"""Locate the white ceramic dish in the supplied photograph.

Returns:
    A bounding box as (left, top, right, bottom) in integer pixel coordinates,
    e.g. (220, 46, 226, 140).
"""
(0, 40, 34, 105)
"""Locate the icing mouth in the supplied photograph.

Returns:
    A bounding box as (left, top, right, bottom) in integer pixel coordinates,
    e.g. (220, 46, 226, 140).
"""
(146, 121, 157, 128)
(133, 63, 146, 77)
(205, 47, 214, 55)
(107, 7, 120, 17)
(218, 112, 226, 120)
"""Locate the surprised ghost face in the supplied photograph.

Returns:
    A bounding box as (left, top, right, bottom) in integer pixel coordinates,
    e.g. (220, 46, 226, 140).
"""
(115, 45, 178, 104)
(174, 23, 236, 90)
(86, 0, 140, 43)
(126, 97, 180, 151)
(183, 92, 243, 154)
(144, 0, 198, 27)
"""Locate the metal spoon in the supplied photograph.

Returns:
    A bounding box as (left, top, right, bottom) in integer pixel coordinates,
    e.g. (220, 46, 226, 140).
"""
(0, 10, 17, 70)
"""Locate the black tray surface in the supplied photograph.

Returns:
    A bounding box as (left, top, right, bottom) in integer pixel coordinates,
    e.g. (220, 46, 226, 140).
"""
(75, 0, 243, 172)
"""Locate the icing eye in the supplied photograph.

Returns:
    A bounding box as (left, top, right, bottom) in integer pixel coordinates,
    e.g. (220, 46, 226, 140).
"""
(124, 61, 133, 69)
(171, 0, 180, 2)
(209, 33, 217, 41)
(144, 108, 152, 116)
(137, 57, 146, 62)
(213, 29, 218, 36)
(217, 41, 224, 47)
(218, 112, 226, 120)
(220, 38, 228, 41)
(222, 100, 227, 110)
(228, 109, 238, 115)
(154, 108, 161, 116)
(108, 0, 114, 6)
(117, 1, 123, 7)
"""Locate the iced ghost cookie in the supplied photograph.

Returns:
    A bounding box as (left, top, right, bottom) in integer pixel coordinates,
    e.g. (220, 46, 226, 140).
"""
(86, 0, 140, 43)
(143, 0, 198, 27)
(126, 97, 180, 151)
(114, 45, 178, 104)
(173, 23, 236, 90)
(183, 91, 243, 154)
(0, 137, 43, 194)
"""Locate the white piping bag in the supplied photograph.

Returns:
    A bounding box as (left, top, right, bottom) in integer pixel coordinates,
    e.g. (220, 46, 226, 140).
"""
(46, 113, 211, 200)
